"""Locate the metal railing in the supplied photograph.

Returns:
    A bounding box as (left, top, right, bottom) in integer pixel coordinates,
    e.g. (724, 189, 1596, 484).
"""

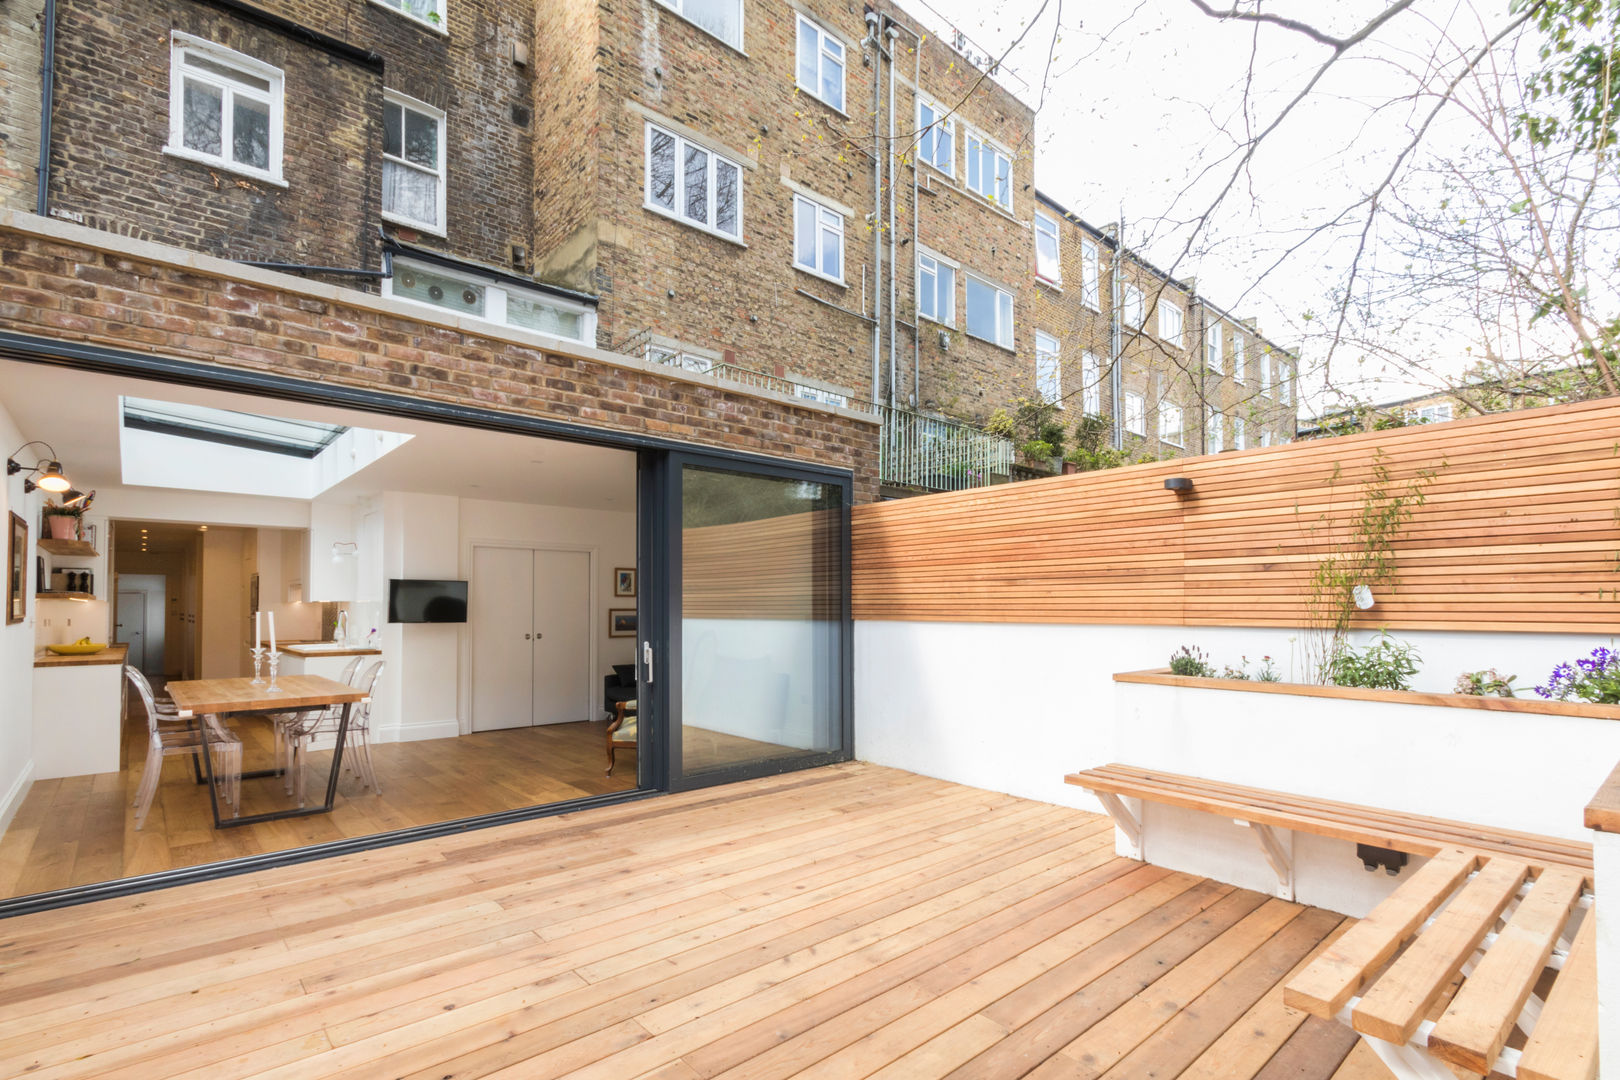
(877, 404, 1014, 492)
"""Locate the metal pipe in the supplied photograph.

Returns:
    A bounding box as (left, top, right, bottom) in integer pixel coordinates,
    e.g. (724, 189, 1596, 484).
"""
(908, 22, 922, 408)
(886, 23, 898, 410)
(866, 11, 884, 407)
(36, 0, 57, 217)
(1110, 213, 1125, 451)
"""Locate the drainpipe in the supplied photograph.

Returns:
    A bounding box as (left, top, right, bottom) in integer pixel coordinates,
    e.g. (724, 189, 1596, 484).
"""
(865, 11, 885, 408)
(886, 21, 899, 410)
(900, 20, 922, 408)
(1110, 214, 1125, 451)
(36, 0, 57, 217)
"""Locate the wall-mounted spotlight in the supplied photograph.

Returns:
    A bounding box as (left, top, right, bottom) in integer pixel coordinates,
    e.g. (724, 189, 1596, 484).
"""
(1163, 477, 1194, 495)
(6, 441, 72, 494)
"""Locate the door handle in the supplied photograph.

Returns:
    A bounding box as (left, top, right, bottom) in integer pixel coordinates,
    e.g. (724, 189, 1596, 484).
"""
(525, 633, 532, 640)
(642, 641, 654, 683)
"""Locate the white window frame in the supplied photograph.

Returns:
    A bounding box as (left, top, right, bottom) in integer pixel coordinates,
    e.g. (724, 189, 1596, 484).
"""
(964, 129, 1013, 211)
(792, 192, 845, 285)
(1082, 352, 1102, 415)
(1124, 391, 1145, 436)
(795, 14, 845, 113)
(1159, 401, 1184, 447)
(649, 344, 717, 374)
(1232, 335, 1246, 383)
(383, 257, 597, 345)
(1035, 210, 1061, 285)
(1157, 300, 1183, 347)
(917, 247, 957, 328)
(964, 271, 1015, 349)
(1080, 239, 1101, 310)
(1233, 416, 1247, 450)
(916, 97, 956, 176)
(1122, 284, 1144, 330)
(368, 0, 447, 33)
(1035, 330, 1062, 407)
(1207, 408, 1224, 453)
(1409, 403, 1454, 424)
(1206, 322, 1223, 373)
(643, 122, 745, 243)
(165, 34, 285, 185)
(381, 90, 447, 235)
(654, 0, 744, 49)
(1278, 362, 1293, 405)
(1261, 351, 1272, 397)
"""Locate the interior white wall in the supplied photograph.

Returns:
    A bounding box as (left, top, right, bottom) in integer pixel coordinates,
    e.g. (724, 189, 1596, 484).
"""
(854, 620, 1614, 812)
(373, 491, 461, 742)
(683, 618, 838, 749)
(96, 484, 310, 530)
(0, 394, 38, 832)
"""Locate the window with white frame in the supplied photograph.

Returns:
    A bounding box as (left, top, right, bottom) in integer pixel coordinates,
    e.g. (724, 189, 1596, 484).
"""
(965, 273, 1014, 348)
(1278, 362, 1293, 405)
(644, 123, 742, 239)
(1080, 239, 1100, 309)
(917, 98, 955, 175)
(1122, 284, 1144, 329)
(1261, 430, 1274, 447)
(1036, 331, 1061, 406)
(1232, 335, 1246, 382)
(1082, 352, 1102, 415)
(386, 258, 594, 344)
(649, 344, 715, 373)
(795, 383, 849, 408)
(917, 249, 956, 326)
(373, 0, 444, 29)
(1233, 416, 1247, 449)
(167, 35, 283, 181)
(795, 15, 845, 112)
(1159, 401, 1184, 446)
(1124, 391, 1145, 436)
(964, 131, 1012, 209)
(1261, 351, 1272, 397)
(1206, 322, 1223, 373)
(655, 0, 742, 48)
(382, 92, 445, 232)
(1207, 408, 1224, 453)
(1035, 210, 1061, 284)
(1157, 300, 1183, 347)
(793, 193, 844, 283)
(1410, 403, 1454, 424)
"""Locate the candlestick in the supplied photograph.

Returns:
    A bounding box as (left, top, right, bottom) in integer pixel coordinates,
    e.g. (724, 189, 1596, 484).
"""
(266, 651, 281, 693)
(249, 646, 265, 686)
(268, 610, 277, 653)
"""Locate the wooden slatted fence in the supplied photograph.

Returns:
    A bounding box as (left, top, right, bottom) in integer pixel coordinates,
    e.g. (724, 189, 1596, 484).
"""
(852, 398, 1620, 632)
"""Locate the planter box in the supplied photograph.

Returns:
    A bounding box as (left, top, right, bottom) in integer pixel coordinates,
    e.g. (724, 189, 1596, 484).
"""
(1108, 668, 1618, 914)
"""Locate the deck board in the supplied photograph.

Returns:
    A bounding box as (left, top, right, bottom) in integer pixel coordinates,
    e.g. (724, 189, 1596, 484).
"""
(0, 763, 1392, 1079)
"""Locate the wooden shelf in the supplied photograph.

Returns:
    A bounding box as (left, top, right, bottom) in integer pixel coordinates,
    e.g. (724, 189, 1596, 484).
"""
(36, 591, 95, 601)
(37, 538, 99, 558)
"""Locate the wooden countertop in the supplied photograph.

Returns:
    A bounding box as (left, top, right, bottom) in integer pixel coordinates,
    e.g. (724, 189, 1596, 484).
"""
(277, 644, 382, 657)
(34, 644, 129, 668)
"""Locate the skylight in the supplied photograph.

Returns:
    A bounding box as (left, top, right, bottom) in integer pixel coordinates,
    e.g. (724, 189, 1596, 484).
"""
(121, 397, 349, 458)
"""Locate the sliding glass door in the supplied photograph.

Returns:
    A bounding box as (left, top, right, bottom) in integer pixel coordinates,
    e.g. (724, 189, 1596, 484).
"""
(642, 451, 852, 790)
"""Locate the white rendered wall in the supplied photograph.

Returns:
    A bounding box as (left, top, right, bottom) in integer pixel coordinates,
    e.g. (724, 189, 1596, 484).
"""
(683, 617, 839, 749)
(0, 395, 37, 831)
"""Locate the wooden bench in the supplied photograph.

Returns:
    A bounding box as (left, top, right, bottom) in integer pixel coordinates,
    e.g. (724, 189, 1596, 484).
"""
(1066, 765, 1597, 1080)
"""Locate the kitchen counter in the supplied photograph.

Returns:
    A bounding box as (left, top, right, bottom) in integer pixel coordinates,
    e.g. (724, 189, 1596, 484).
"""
(277, 644, 382, 657)
(34, 644, 129, 668)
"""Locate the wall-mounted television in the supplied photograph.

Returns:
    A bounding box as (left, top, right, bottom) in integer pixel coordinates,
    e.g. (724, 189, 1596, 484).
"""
(388, 578, 468, 623)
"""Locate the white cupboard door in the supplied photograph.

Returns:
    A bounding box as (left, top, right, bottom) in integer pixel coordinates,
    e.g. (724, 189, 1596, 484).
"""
(470, 546, 536, 732)
(531, 549, 592, 725)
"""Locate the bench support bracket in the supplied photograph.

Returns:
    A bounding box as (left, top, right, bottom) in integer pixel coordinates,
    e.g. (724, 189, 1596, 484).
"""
(1236, 820, 1295, 901)
(1092, 792, 1142, 860)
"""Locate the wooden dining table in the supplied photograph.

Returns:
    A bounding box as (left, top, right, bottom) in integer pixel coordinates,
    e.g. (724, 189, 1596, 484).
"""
(166, 675, 371, 829)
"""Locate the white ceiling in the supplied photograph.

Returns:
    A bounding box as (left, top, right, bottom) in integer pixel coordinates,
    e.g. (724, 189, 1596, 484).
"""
(0, 360, 636, 512)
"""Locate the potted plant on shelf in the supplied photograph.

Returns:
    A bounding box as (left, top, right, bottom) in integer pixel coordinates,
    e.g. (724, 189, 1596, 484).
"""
(41, 499, 82, 541)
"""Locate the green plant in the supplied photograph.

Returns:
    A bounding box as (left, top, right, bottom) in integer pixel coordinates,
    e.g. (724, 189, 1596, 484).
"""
(1296, 451, 1438, 683)
(1253, 655, 1281, 682)
(1169, 645, 1215, 678)
(1219, 664, 1250, 680)
(1454, 669, 1517, 697)
(41, 498, 84, 522)
(1325, 631, 1421, 691)
(988, 398, 1067, 464)
(1533, 646, 1620, 704)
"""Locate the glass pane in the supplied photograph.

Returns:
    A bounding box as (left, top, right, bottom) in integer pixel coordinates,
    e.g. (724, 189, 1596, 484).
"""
(966, 139, 980, 192)
(938, 122, 952, 171)
(965, 277, 994, 340)
(384, 102, 403, 158)
(183, 53, 270, 93)
(383, 161, 439, 226)
(1037, 231, 1058, 277)
(649, 129, 676, 209)
(714, 159, 739, 235)
(995, 154, 1011, 205)
(403, 108, 438, 168)
(919, 261, 936, 319)
(797, 23, 819, 91)
(684, 145, 709, 224)
(182, 79, 223, 156)
(232, 96, 270, 170)
(822, 55, 843, 111)
(680, 465, 844, 778)
(822, 225, 841, 279)
(683, 0, 740, 46)
(507, 295, 583, 340)
(918, 104, 935, 162)
(998, 290, 1014, 347)
(794, 199, 815, 268)
(393, 264, 484, 316)
(938, 265, 954, 322)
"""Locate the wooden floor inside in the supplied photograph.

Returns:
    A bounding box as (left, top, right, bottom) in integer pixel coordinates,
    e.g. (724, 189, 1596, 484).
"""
(0, 763, 1394, 1079)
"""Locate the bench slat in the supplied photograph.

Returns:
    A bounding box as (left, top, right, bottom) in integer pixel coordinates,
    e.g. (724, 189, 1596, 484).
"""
(1282, 849, 1477, 1019)
(1426, 865, 1587, 1074)
(1067, 767, 1592, 870)
(1517, 914, 1600, 1080)
(1351, 857, 1531, 1045)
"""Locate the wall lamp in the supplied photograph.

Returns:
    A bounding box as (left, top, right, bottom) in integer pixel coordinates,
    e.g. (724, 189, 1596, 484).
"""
(6, 441, 72, 494)
(1163, 477, 1194, 495)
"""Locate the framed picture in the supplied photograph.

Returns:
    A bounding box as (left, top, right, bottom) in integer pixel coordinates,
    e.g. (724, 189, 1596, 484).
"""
(614, 567, 637, 597)
(608, 608, 637, 637)
(8, 512, 26, 625)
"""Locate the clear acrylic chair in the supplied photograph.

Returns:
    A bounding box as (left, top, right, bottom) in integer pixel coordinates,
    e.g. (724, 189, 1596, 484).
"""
(125, 665, 241, 829)
(285, 659, 384, 806)
(271, 655, 364, 793)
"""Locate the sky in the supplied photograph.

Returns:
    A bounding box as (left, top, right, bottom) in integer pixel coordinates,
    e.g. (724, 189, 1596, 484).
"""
(890, 0, 1542, 415)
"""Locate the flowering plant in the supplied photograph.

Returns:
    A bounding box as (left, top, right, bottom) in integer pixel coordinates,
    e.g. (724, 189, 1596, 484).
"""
(1533, 647, 1620, 704)
(1454, 669, 1516, 697)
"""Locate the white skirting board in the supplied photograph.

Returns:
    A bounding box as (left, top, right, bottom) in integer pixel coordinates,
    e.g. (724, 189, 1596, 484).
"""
(0, 760, 34, 836)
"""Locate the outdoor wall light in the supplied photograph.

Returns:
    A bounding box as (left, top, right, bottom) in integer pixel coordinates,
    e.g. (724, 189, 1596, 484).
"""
(6, 441, 72, 494)
(1353, 585, 1376, 610)
(1163, 477, 1194, 494)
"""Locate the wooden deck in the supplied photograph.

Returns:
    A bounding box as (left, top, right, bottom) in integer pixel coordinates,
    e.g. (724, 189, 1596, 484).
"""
(0, 763, 1392, 1079)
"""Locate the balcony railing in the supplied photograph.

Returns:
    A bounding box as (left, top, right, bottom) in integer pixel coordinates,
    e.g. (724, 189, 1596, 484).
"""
(876, 404, 1014, 492)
